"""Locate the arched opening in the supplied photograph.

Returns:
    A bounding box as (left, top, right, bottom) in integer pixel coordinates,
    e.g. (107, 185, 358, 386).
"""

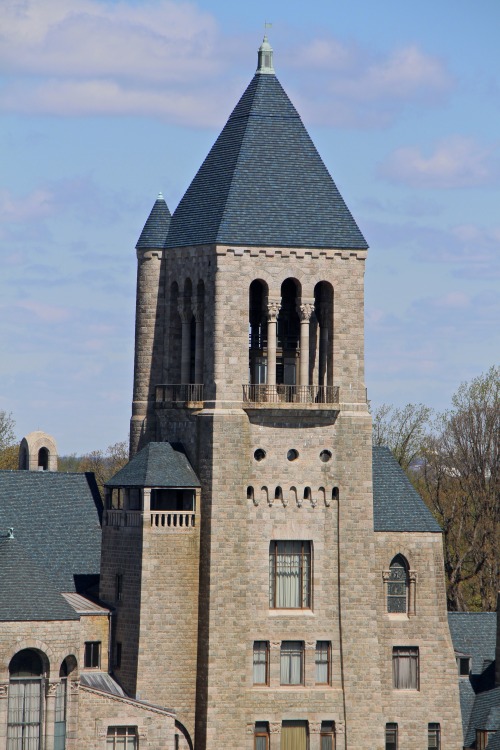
(387, 555, 409, 614)
(8, 649, 46, 749)
(55, 657, 76, 750)
(303, 487, 311, 502)
(275, 486, 283, 502)
(194, 280, 205, 385)
(332, 487, 339, 503)
(278, 279, 300, 386)
(37, 447, 49, 471)
(168, 282, 182, 383)
(249, 279, 269, 385)
(314, 281, 334, 388)
(19, 446, 28, 470)
(182, 279, 195, 384)
(247, 486, 254, 502)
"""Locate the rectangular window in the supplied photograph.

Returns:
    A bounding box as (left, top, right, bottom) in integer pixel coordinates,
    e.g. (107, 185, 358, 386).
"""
(7, 679, 43, 750)
(316, 642, 331, 684)
(385, 723, 398, 750)
(428, 723, 440, 750)
(281, 721, 308, 750)
(115, 574, 123, 602)
(106, 727, 138, 750)
(269, 541, 311, 608)
(320, 721, 335, 750)
(280, 642, 304, 685)
(115, 643, 122, 669)
(476, 731, 496, 750)
(457, 656, 470, 676)
(392, 647, 419, 690)
(254, 722, 269, 750)
(84, 641, 101, 669)
(253, 642, 269, 685)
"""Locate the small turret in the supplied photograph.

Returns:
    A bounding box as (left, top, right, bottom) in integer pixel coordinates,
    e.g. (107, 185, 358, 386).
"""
(256, 34, 274, 74)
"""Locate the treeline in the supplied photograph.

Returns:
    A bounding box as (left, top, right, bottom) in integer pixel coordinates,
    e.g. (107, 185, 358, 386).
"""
(373, 366, 499, 612)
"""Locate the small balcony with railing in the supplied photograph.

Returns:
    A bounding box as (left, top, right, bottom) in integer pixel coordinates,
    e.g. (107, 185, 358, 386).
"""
(155, 383, 204, 407)
(243, 384, 340, 406)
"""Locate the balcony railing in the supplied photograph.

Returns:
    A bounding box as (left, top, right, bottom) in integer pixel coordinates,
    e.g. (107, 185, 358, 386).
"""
(156, 384, 204, 403)
(150, 511, 195, 529)
(243, 384, 340, 404)
(105, 510, 142, 528)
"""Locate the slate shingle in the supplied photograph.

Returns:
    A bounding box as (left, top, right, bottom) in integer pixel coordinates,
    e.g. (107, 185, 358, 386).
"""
(166, 73, 368, 250)
(0, 536, 79, 621)
(372, 446, 442, 532)
(106, 442, 200, 488)
(136, 195, 171, 249)
(0, 471, 102, 593)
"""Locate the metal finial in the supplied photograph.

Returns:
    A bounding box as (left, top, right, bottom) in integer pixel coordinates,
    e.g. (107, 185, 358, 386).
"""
(7, 528, 14, 539)
(157, 191, 164, 200)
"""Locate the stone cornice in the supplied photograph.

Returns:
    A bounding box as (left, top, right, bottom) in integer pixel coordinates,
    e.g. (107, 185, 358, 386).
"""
(216, 245, 368, 260)
(79, 685, 176, 718)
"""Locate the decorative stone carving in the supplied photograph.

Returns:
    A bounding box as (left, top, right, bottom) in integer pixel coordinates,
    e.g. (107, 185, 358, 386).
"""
(296, 495, 303, 507)
(270, 722, 281, 735)
(298, 302, 314, 322)
(266, 301, 280, 322)
(282, 493, 288, 507)
(309, 721, 321, 734)
(336, 721, 345, 735)
(70, 680, 80, 695)
(311, 493, 317, 508)
(46, 681, 59, 698)
(0, 684, 8, 698)
(192, 303, 204, 323)
(324, 493, 331, 507)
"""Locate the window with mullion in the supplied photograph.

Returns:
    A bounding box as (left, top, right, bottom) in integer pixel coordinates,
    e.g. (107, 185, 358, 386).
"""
(254, 722, 269, 750)
(269, 541, 311, 609)
(428, 723, 440, 750)
(106, 726, 138, 750)
(84, 642, 101, 669)
(392, 647, 419, 689)
(315, 641, 331, 684)
(253, 642, 269, 685)
(280, 641, 304, 685)
(385, 723, 398, 750)
(7, 679, 43, 750)
(320, 721, 335, 750)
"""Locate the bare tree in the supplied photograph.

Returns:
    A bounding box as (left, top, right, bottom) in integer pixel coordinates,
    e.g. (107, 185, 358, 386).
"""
(372, 402, 433, 470)
(0, 410, 16, 451)
(416, 367, 499, 611)
(79, 440, 128, 495)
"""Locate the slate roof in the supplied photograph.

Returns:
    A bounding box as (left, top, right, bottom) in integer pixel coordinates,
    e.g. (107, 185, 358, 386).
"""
(0, 471, 102, 593)
(0, 536, 79, 621)
(372, 446, 442, 532)
(165, 72, 367, 250)
(136, 195, 171, 249)
(106, 442, 200, 488)
(80, 672, 126, 697)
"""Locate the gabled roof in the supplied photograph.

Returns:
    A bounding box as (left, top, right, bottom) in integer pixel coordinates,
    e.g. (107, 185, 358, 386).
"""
(106, 442, 200, 488)
(0, 471, 102, 593)
(0, 536, 79, 621)
(166, 72, 367, 250)
(136, 194, 171, 249)
(372, 446, 442, 532)
(464, 687, 500, 747)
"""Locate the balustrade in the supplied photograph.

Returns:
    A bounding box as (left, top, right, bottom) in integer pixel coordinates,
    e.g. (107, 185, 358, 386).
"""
(150, 511, 196, 529)
(243, 384, 339, 404)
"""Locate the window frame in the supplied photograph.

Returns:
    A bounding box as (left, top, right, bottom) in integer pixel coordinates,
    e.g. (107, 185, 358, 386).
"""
(320, 721, 335, 750)
(280, 641, 305, 686)
(392, 646, 419, 690)
(315, 641, 331, 685)
(428, 722, 441, 750)
(106, 726, 138, 750)
(385, 723, 398, 750)
(84, 641, 101, 670)
(269, 540, 312, 609)
(253, 641, 269, 686)
(254, 722, 270, 750)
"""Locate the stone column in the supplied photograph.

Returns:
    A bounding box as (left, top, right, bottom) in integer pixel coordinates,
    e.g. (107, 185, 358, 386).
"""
(298, 302, 314, 388)
(0, 684, 8, 750)
(44, 681, 58, 750)
(266, 301, 280, 389)
(179, 306, 192, 385)
(193, 304, 205, 385)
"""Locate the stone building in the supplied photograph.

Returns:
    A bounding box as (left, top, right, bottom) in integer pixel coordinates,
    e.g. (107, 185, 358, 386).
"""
(98, 36, 465, 750)
(1, 34, 489, 750)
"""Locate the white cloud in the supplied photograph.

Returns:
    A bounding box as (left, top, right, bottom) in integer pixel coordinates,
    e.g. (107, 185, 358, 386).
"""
(0, 188, 56, 222)
(379, 136, 500, 188)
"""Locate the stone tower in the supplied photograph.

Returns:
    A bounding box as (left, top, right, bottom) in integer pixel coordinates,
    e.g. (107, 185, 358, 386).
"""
(104, 36, 462, 750)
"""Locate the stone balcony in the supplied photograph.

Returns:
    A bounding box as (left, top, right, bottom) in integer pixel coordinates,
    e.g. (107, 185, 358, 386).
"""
(242, 384, 340, 407)
(104, 509, 196, 530)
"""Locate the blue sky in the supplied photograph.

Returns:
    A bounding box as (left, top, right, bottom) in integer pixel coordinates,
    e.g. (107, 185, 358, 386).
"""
(1, 0, 499, 454)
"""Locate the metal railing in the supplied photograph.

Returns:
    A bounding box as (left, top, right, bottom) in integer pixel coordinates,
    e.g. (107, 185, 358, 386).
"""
(243, 384, 340, 404)
(155, 384, 204, 403)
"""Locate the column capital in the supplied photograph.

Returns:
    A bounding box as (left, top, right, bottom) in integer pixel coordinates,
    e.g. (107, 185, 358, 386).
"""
(0, 683, 8, 699)
(266, 299, 281, 322)
(298, 302, 315, 322)
(178, 305, 192, 324)
(192, 303, 204, 323)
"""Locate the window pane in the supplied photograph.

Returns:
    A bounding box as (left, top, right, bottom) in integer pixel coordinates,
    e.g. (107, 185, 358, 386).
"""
(428, 723, 440, 750)
(253, 642, 268, 684)
(386, 723, 398, 750)
(316, 642, 330, 683)
(387, 558, 408, 613)
(270, 541, 311, 608)
(321, 735, 333, 750)
(280, 642, 303, 685)
(392, 647, 418, 689)
(281, 721, 307, 750)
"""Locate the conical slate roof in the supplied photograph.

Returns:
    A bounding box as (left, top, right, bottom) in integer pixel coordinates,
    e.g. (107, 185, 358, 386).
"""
(0, 536, 79, 621)
(136, 194, 171, 249)
(166, 72, 368, 250)
(106, 442, 200, 488)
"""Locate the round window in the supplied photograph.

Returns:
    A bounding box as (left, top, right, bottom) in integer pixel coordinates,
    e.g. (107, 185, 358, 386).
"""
(287, 449, 299, 461)
(254, 448, 266, 462)
(320, 450, 332, 463)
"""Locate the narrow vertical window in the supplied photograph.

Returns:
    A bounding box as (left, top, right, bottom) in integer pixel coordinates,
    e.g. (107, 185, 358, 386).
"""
(387, 555, 409, 613)
(392, 647, 419, 689)
(54, 662, 68, 750)
(84, 642, 101, 669)
(253, 642, 269, 685)
(320, 721, 335, 750)
(254, 722, 269, 750)
(7, 650, 44, 750)
(428, 723, 440, 750)
(280, 642, 304, 685)
(115, 574, 123, 602)
(115, 643, 122, 669)
(385, 723, 398, 750)
(269, 541, 311, 608)
(315, 641, 331, 684)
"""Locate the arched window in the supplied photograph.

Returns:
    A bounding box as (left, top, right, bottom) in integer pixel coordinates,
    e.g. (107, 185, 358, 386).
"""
(8, 649, 45, 749)
(278, 279, 300, 385)
(55, 658, 75, 750)
(37, 448, 49, 471)
(387, 555, 409, 613)
(314, 281, 334, 388)
(249, 279, 269, 385)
